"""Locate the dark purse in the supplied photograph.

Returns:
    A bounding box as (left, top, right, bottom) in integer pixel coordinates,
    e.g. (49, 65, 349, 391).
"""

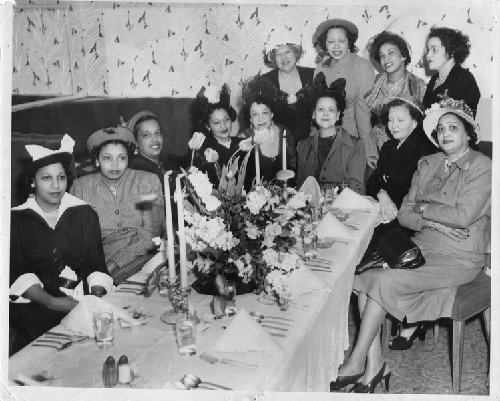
(376, 228, 425, 269)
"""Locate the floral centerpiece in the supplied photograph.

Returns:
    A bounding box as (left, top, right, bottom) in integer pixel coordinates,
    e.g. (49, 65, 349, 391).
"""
(180, 140, 310, 300)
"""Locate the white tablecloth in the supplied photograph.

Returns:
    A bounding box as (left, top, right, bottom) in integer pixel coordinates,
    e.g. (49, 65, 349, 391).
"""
(7, 206, 378, 394)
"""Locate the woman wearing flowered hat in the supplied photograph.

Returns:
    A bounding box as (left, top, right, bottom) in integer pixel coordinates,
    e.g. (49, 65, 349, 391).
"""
(313, 18, 377, 169)
(330, 96, 490, 393)
(127, 110, 182, 191)
(259, 26, 315, 143)
(191, 84, 243, 187)
(357, 94, 436, 273)
(296, 73, 365, 194)
(9, 135, 113, 354)
(365, 31, 427, 151)
(423, 26, 480, 114)
(70, 126, 164, 284)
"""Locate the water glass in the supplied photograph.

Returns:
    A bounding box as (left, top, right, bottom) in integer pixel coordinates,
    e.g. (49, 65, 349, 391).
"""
(175, 314, 197, 356)
(158, 269, 169, 297)
(338, 180, 350, 193)
(224, 281, 237, 316)
(322, 185, 334, 206)
(93, 309, 114, 348)
(311, 204, 322, 226)
(303, 226, 318, 258)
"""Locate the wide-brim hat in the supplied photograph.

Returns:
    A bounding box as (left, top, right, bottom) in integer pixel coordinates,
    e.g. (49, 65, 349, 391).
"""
(23, 134, 74, 176)
(423, 97, 480, 147)
(87, 126, 136, 152)
(382, 94, 424, 116)
(126, 110, 158, 136)
(313, 18, 358, 47)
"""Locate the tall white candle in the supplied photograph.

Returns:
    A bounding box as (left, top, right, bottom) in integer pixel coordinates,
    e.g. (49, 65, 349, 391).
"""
(163, 171, 176, 280)
(282, 130, 287, 170)
(176, 173, 188, 288)
(255, 144, 261, 185)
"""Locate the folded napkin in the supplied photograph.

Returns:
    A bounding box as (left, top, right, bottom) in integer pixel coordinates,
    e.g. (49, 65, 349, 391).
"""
(332, 187, 374, 210)
(317, 212, 352, 239)
(60, 295, 147, 337)
(299, 176, 322, 204)
(206, 309, 282, 353)
(289, 265, 332, 297)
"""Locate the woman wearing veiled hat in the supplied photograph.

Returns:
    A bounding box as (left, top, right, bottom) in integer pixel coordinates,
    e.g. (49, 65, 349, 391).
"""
(259, 27, 315, 143)
(70, 127, 164, 284)
(365, 31, 427, 151)
(296, 73, 366, 194)
(313, 18, 377, 169)
(9, 135, 112, 354)
(331, 97, 490, 393)
(191, 84, 243, 188)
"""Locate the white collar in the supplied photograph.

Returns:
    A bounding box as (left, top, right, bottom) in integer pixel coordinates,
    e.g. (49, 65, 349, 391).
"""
(12, 193, 87, 227)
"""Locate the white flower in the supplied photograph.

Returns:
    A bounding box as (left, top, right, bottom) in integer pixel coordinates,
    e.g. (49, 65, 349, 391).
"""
(188, 132, 205, 150)
(151, 237, 162, 246)
(263, 222, 282, 248)
(187, 168, 221, 211)
(204, 148, 219, 163)
(264, 26, 301, 55)
(239, 137, 254, 152)
(287, 191, 308, 210)
(245, 221, 260, 239)
(204, 86, 221, 104)
(266, 269, 290, 298)
(287, 93, 297, 104)
(245, 185, 271, 214)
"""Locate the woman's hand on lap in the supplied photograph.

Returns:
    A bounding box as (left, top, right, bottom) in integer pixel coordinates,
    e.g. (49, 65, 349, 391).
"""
(378, 191, 398, 222)
(367, 156, 378, 169)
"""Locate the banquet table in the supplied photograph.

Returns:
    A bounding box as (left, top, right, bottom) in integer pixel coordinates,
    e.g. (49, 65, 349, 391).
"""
(8, 206, 379, 393)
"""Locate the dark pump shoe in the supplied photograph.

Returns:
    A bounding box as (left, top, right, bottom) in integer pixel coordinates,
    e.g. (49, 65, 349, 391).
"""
(389, 323, 427, 350)
(330, 370, 365, 391)
(350, 362, 391, 393)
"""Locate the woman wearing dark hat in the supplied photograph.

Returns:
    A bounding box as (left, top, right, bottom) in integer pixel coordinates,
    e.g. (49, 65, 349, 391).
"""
(365, 31, 427, 151)
(259, 27, 315, 143)
(192, 84, 243, 187)
(313, 18, 377, 169)
(70, 127, 164, 284)
(296, 73, 365, 194)
(127, 110, 182, 190)
(331, 96, 490, 393)
(239, 90, 297, 187)
(357, 94, 436, 273)
(9, 135, 112, 354)
(423, 26, 480, 114)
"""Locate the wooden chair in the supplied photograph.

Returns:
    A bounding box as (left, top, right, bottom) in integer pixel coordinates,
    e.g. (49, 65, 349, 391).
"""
(381, 256, 491, 393)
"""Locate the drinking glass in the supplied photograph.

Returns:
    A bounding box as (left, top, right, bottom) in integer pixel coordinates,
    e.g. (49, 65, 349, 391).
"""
(158, 269, 169, 297)
(224, 281, 237, 316)
(93, 309, 114, 348)
(303, 225, 318, 258)
(311, 204, 322, 226)
(175, 314, 197, 356)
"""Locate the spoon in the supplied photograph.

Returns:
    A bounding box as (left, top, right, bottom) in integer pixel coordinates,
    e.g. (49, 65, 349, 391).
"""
(251, 316, 290, 326)
(182, 374, 233, 391)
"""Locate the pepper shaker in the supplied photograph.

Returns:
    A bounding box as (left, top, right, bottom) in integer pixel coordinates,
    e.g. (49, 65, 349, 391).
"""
(103, 356, 118, 387)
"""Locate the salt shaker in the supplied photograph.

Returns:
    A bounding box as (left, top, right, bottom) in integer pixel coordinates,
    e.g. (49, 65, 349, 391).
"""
(103, 356, 118, 387)
(118, 355, 131, 384)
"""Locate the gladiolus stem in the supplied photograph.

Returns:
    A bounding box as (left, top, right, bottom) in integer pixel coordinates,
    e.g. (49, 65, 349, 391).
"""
(191, 150, 195, 167)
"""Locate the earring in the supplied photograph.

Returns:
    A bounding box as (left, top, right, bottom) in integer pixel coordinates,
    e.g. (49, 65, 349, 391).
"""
(134, 148, 139, 155)
(95, 161, 100, 168)
(30, 183, 35, 189)
(29, 193, 35, 198)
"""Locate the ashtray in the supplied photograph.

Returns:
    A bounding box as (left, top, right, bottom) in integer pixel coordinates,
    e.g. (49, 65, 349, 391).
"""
(317, 237, 335, 248)
(329, 208, 349, 221)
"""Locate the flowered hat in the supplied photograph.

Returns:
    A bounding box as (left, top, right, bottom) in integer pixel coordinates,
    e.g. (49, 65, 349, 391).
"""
(423, 93, 480, 147)
(312, 18, 358, 48)
(87, 126, 136, 153)
(196, 83, 237, 128)
(264, 26, 303, 57)
(23, 134, 75, 176)
(382, 93, 424, 116)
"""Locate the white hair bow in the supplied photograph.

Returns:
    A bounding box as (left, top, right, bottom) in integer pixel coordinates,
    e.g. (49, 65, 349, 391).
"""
(25, 134, 75, 161)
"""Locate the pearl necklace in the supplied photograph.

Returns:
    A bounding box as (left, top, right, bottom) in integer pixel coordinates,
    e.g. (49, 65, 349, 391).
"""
(444, 148, 470, 172)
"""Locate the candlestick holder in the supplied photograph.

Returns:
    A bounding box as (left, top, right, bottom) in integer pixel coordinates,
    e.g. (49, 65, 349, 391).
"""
(160, 285, 192, 324)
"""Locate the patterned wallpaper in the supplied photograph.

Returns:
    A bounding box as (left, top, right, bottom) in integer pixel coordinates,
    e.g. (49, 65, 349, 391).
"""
(12, 1, 497, 100)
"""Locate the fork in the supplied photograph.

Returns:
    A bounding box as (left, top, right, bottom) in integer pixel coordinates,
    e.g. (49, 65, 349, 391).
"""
(200, 353, 258, 369)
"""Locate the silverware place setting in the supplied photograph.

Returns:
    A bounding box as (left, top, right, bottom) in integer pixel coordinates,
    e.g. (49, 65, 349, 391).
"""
(200, 352, 258, 369)
(31, 332, 89, 350)
(249, 311, 293, 322)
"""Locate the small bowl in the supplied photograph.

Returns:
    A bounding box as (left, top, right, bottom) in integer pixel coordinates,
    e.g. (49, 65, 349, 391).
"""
(317, 237, 335, 248)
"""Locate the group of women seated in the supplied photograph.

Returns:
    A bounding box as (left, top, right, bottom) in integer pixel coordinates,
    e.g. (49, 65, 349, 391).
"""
(9, 18, 491, 394)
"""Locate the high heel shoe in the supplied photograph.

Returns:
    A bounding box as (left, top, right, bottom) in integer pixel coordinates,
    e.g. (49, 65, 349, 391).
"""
(389, 323, 427, 350)
(330, 370, 365, 391)
(350, 362, 391, 393)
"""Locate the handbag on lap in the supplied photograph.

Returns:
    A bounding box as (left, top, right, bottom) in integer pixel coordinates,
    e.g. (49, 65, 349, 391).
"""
(376, 227, 425, 270)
